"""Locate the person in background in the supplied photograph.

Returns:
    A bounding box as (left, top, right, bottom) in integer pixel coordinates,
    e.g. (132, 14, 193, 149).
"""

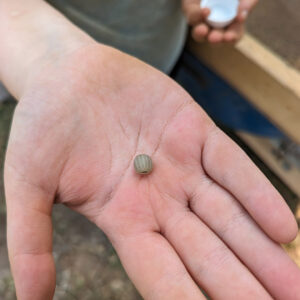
(1, 0, 300, 299)
(44, 0, 257, 74)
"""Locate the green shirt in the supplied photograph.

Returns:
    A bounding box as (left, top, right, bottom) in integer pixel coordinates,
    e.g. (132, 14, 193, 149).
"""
(47, 0, 187, 73)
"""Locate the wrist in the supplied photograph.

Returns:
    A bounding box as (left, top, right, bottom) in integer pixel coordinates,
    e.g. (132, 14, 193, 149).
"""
(0, 0, 94, 99)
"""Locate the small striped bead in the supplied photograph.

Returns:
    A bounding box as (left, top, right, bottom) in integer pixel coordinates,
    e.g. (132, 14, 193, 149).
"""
(134, 154, 153, 175)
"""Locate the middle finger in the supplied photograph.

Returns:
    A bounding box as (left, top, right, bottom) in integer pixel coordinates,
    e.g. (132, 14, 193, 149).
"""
(157, 200, 271, 299)
(207, 29, 225, 43)
(189, 177, 300, 299)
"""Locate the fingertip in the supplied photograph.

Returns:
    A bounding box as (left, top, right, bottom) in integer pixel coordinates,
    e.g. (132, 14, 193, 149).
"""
(239, 0, 258, 13)
(238, 10, 248, 22)
(208, 30, 224, 44)
(201, 7, 211, 18)
(275, 214, 298, 244)
(224, 31, 238, 43)
(198, 23, 210, 35)
(192, 24, 209, 42)
(225, 22, 244, 43)
(263, 193, 299, 244)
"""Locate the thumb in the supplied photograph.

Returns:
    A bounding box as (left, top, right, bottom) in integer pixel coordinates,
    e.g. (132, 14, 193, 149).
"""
(5, 163, 55, 300)
(239, 0, 258, 10)
(182, 0, 210, 26)
(238, 0, 258, 21)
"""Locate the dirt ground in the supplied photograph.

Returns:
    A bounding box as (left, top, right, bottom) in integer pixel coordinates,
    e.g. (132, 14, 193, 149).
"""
(247, 0, 300, 70)
(240, 0, 300, 264)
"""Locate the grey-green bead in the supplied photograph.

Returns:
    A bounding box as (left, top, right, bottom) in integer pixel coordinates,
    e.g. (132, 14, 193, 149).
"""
(134, 154, 153, 175)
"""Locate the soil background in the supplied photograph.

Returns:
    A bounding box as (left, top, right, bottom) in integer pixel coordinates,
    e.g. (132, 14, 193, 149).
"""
(247, 0, 300, 70)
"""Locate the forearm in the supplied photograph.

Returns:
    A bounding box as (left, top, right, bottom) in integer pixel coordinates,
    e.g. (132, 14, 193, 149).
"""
(0, 0, 94, 99)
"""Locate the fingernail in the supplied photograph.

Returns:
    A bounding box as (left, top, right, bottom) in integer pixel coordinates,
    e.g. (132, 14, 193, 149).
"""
(241, 10, 248, 19)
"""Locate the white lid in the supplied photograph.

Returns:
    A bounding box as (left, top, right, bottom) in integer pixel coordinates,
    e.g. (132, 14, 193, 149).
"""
(200, 0, 239, 28)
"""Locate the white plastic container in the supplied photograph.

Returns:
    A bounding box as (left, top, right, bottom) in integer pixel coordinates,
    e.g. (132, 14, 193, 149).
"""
(200, 0, 239, 28)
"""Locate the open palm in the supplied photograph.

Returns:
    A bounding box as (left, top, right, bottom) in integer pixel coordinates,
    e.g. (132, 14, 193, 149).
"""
(5, 44, 300, 300)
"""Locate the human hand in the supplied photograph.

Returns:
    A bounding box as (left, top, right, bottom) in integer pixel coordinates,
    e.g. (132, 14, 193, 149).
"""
(5, 43, 300, 300)
(182, 0, 258, 43)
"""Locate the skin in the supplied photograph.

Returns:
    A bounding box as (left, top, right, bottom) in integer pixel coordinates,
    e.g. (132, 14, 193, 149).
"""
(1, 1, 300, 299)
(182, 0, 258, 43)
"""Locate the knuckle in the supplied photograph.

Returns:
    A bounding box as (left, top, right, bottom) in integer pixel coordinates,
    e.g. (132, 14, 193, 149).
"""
(195, 244, 232, 277)
(220, 209, 248, 237)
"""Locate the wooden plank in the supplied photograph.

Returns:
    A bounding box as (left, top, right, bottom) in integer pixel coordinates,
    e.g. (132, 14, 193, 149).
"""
(247, 0, 300, 70)
(237, 131, 300, 198)
(188, 34, 300, 144)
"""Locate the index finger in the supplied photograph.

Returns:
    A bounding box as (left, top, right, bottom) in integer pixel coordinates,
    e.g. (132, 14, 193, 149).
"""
(202, 128, 298, 244)
(223, 21, 245, 43)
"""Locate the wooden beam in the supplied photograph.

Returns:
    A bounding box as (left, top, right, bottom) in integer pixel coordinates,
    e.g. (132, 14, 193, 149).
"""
(188, 34, 300, 144)
(237, 131, 300, 198)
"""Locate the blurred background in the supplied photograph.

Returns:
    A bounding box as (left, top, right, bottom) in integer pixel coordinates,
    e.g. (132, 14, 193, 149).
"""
(1, 0, 300, 299)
